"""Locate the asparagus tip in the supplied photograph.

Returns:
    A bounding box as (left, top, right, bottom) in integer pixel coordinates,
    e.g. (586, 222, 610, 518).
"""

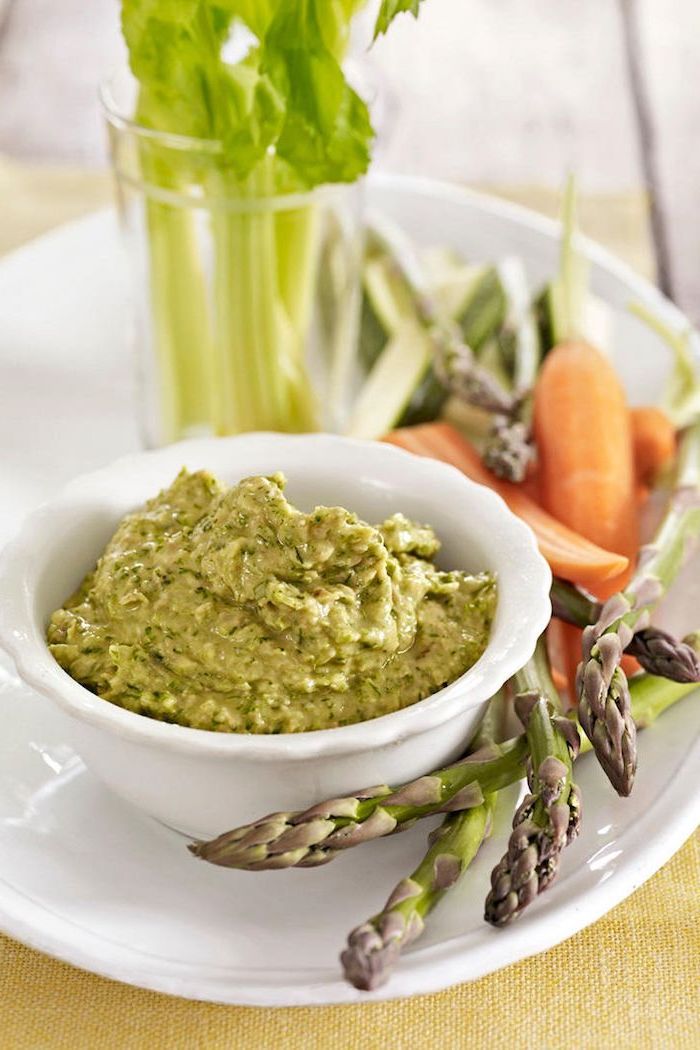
(341, 924, 401, 991)
(482, 416, 533, 483)
(630, 626, 700, 684)
(578, 631, 638, 796)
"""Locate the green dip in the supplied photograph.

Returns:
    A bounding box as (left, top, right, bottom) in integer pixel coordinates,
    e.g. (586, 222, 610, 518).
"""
(47, 470, 496, 734)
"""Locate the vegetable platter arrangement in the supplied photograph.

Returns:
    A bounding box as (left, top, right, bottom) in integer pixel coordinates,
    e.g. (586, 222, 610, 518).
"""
(18, 0, 691, 1001)
(187, 181, 700, 991)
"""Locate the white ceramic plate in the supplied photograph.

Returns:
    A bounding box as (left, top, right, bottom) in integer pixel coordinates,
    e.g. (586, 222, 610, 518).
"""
(0, 175, 698, 1006)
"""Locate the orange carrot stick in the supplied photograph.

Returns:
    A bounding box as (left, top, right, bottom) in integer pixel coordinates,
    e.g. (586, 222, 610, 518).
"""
(546, 619, 571, 698)
(383, 422, 629, 587)
(533, 341, 638, 590)
(621, 653, 642, 679)
(519, 466, 541, 504)
(630, 406, 676, 484)
(636, 482, 651, 509)
(551, 665, 568, 695)
(559, 621, 583, 707)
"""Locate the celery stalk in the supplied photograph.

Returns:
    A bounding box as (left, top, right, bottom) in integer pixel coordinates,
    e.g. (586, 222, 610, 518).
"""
(140, 167, 216, 443)
(275, 203, 321, 342)
(140, 155, 323, 440)
(208, 162, 319, 434)
(274, 199, 325, 429)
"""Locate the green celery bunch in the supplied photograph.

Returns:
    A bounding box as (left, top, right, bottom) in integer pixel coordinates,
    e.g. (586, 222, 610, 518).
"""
(120, 0, 425, 441)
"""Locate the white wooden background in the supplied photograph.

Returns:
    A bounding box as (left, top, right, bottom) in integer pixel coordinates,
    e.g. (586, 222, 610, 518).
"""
(0, 0, 697, 318)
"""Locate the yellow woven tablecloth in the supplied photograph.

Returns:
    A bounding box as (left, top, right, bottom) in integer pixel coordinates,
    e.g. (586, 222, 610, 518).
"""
(0, 157, 698, 1050)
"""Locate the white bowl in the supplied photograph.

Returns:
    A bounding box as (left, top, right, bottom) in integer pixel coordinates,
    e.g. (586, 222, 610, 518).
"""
(0, 433, 550, 838)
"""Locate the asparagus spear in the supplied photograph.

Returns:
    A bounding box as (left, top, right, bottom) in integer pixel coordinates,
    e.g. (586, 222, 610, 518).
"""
(342, 796, 496, 991)
(341, 663, 699, 991)
(341, 693, 509, 990)
(481, 258, 540, 480)
(189, 737, 528, 870)
(484, 639, 581, 926)
(629, 628, 700, 683)
(551, 578, 700, 684)
(577, 422, 700, 795)
(189, 660, 699, 873)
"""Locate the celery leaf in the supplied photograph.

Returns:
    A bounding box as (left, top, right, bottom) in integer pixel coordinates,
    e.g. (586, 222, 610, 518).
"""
(264, 0, 373, 187)
(121, 0, 426, 189)
(374, 0, 425, 39)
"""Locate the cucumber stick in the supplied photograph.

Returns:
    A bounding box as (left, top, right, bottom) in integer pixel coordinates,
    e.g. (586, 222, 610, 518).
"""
(346, 321, 432, 439)
(422, 248, 487, 320)
(363, 256, 415, 333)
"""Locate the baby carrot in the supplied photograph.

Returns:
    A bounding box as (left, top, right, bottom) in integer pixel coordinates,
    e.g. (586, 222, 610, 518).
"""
(630, 405, 676, 484)
(533, 341, 638, 588)
(519, 466, 541, 504)
(636, 482, 651, 508)
(383, 422, 629, 588)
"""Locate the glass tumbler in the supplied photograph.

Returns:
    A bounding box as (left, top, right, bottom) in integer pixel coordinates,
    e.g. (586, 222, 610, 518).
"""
(102, 74, 364, 447)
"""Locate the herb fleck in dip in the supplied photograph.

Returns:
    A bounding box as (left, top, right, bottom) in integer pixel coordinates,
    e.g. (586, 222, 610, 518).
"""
(47, 471, 496, 733)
